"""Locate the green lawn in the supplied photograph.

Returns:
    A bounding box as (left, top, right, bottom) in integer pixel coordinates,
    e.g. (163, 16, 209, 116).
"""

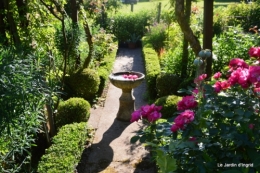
(119, 0, 171, 13)
(119, 0, 241, 14)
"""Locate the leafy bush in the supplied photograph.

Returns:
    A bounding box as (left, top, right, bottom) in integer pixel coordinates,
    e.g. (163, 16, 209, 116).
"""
(37, 122, 94, 173)
(143, 22, 167, 55)
(97, 47, 118, 95)
(111, 11, 152, 42)
(55, 21, 84, 73)
(56, 97, 91, 128)
(228, 2, 260, 31)
(213, 26, 259, 73)
(0, 47, 50, 172)
(67, 68, 100, 100)
(131, 49, 260, 172)
(154, 95, 181, 119)
(142, 46, 161, 100)
(161, 44, 196, 78)
(92, 28, 117, 61)
(156, 73, 181, 97)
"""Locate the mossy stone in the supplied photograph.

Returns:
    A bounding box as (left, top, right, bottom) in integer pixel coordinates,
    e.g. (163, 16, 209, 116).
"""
(154, 95, 181, 119)
(56, 97, 91, 128)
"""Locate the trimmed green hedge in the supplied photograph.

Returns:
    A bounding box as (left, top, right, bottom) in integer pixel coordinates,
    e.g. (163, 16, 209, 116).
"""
(97, 48, 118, 95)
(142, 45, 161, 100)
(55, 97, 91, 129)
(37, 122, 93, 173)
(154, 95, 181, 119)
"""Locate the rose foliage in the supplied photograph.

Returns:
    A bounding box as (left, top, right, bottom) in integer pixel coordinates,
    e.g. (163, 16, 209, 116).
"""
(131, 47, 260, 173)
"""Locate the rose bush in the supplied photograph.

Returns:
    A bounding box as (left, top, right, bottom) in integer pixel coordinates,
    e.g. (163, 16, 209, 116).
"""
(131, 47, 260, 173)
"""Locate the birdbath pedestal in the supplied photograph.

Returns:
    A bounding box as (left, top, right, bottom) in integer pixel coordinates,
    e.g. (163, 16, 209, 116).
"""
(109, 71, 145, 121)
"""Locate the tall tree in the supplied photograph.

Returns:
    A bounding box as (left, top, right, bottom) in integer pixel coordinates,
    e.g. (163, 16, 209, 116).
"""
(174, 0, 214, 77)
(175, 0, 201, 56)
(181, 0, 191, 78)
(0, 0, 8, 45)
(16, 0, 29, 30)
(3, 0, 21, 46)
(203, 0, 213, 78)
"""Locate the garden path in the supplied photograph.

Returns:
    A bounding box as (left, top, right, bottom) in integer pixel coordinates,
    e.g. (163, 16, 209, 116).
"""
(77, 48, 156, 173)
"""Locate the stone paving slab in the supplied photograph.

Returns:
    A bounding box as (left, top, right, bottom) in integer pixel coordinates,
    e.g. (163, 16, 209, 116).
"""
(78, 48, 155, 173)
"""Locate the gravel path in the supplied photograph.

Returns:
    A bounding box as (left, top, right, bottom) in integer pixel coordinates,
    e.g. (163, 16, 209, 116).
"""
(76, 48, 156, 173)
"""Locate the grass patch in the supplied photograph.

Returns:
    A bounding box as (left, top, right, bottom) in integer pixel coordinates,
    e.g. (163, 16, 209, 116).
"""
(119, 0, 171, 13)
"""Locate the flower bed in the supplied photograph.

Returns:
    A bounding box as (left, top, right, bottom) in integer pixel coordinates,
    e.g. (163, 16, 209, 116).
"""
(131, 47, 260, 172)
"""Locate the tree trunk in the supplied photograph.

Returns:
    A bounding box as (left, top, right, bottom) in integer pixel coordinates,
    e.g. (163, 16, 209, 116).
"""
(70, 0, 78, 23)
(203, 0, 213, 78)
(181, 0, 191, 78)
(16, 0, 29, 29)
(83, 21, 93, 69)
(175, 0, 201, 56)
(3, 0, 21, 46)
(0, 0, 8, 45)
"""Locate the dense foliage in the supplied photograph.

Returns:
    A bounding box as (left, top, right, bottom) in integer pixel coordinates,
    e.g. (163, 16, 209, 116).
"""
(0, 47, 50, 172)
(37, 122, 94, 173)
(55, 97, 91, 128)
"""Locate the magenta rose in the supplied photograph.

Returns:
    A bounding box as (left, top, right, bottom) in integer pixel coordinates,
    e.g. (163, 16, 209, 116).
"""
(177, 96, 198, 111)
(229, 58, 249, 71)
(147, 111, 162, 122)
(130, 110, 142, 122)
(213, 72, 222, 80)
(249, 47, 260, 58)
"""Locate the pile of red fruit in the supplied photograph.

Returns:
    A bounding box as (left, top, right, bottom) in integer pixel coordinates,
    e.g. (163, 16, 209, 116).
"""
(122, 74, 138, 80)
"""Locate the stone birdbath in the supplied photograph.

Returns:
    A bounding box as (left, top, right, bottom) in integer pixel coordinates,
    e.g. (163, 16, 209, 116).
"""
(109, 71, 145, 121)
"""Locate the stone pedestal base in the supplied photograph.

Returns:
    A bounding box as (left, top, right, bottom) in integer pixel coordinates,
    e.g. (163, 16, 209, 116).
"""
(116, 89, 135, 121)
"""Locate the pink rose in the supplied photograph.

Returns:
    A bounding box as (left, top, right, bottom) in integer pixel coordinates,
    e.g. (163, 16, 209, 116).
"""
(130, 110, 142, 122)
(249, 47, 260, 58)
(177, 96, 198, 111)
(213, 81, 222, 93)
(170, 124, 180, 132)
(174, 115, 185, 129)
(229, 58, 249, 71)
(220, 80, 230, 90)
(180, 110, 195, 123)
(213, 72, 222, 80)
(147, 111, 162, 122)
(249, 66, 260, 83)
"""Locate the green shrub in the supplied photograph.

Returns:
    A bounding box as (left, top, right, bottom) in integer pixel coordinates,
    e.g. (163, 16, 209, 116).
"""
(214, 2, 260, 33)
(0, 47, 49, 172)
(154, 95, 181, 119)
(68, 68, 100, 100)
(111, 11, 152, 42)
(37, 122, 93, 173)
(97, 48, 117, 95)
(156, 73, 181, 97)
(143, 22, 167, 55)
(56, 97, 91, 128)
(142, 46, 161, 100)
(213, 26, 258, 73)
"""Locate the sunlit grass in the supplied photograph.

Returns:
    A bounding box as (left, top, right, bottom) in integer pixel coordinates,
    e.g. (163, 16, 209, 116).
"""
(118, 0, 240, 14)
(118, 0, 172, 13)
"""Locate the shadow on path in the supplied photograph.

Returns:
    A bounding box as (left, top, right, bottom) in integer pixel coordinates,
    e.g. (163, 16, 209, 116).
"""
(77, 119, 131, 173)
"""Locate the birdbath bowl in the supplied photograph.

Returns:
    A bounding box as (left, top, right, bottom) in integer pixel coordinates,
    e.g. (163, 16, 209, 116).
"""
(109, 71, 145, 121)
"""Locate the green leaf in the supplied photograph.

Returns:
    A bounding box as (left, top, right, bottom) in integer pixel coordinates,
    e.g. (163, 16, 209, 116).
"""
(130, 136, 140, 143)
(139, 135, 147, 143)
(156, 149, 177, 173)
(235, 109, 244, 116)
(223, 111, 234, 118)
